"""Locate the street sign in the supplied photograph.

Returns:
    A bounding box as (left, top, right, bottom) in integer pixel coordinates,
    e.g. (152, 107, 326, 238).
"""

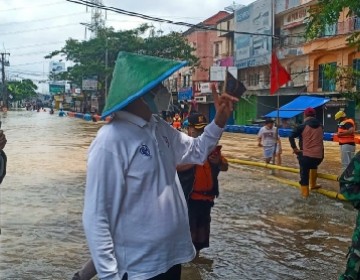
(82, 77, 98, 91)
(49, 84, 65, 94)
(178, 87, 193, 101)
(200, 83, 212, 94)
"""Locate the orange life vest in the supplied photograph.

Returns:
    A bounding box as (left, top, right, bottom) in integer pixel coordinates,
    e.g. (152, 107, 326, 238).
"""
(172, 117, 182, 129)
(337, 118, 355, 144)
(190, 157, 225, 201)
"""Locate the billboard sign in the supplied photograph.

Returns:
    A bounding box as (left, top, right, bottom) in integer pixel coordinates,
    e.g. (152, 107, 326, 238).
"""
(82, 77, 98, 91)
(234, 0, 272, 69)
(178, 87, 193, 101)
(49, 61, 66, 74)
(49, 84, 65, 94)
(210, 66, 238, 81)
(200, 83, 212, 94)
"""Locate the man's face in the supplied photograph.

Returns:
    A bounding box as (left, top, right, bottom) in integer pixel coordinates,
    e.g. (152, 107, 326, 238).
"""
(142, 84, 171, 114)
(188, 126, 204, 138)
(266, 122, 273, 129)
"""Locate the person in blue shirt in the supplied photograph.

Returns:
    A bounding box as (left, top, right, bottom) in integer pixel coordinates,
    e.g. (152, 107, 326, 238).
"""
(58, 109, 66, 117)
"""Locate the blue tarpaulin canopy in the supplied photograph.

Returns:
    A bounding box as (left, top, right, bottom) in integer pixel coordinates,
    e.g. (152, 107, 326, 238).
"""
(265, 96, 330, 118)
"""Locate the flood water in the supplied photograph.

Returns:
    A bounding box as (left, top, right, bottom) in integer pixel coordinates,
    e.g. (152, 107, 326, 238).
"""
(0, 110, 356, 280)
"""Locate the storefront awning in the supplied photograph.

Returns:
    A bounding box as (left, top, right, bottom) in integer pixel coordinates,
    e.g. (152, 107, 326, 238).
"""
(265, 96, 330, 118)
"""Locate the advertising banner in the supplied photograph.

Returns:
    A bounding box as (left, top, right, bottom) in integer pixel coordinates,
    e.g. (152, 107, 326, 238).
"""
(178, 87, 193, 101)
(49, 84, 65, 94)
(82, 77, 98, 91)
(210, 66, 238, 81)
(49, 61, 66, 74)
(234, 0, 272, 69)
(200, 83, 212, 94)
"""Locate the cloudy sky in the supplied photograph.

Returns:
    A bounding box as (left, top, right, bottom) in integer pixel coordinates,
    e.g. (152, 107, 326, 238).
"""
(0, 0, 253, 93)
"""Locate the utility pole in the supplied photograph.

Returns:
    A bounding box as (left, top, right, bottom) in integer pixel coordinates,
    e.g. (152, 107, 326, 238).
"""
(105, 37, 108, 102)
(0, 53, 10, 109)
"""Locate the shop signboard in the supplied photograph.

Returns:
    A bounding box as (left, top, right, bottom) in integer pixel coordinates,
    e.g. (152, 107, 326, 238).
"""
(234, 0, 272, 69)
(82, 77, 98, 91)
(49, 84, 65, 94)
(210, 66, 238, 81)
(178, 87, 193, 100)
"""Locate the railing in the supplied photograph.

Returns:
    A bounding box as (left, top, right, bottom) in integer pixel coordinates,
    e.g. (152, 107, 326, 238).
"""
(281, 35, 306, 47)
(315, 17, 360, 38)
(355, 17, 360, 31)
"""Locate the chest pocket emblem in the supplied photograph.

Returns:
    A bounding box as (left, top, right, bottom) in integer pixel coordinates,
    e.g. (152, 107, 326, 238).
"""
(139, 144, 151, 157)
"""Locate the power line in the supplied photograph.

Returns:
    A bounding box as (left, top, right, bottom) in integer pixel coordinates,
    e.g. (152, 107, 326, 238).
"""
(66, 0, 360, 41)
(6, 41, 65, 51)
(10, 61, 46, 67)
(0, 1, 64, 12)
(11, 51, 61, 57)
(0, 12, 85, 26)
(65, 0, 278, 38)
(0, 23, 80, 36)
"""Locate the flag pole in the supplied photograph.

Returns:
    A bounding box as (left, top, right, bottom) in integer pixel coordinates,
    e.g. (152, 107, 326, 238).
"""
(272, 0, 280, 169)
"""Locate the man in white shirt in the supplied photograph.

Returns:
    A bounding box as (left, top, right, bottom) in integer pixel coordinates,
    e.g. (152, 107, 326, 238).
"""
(257, 119, 282, 165)
(81, 52, 237, 280)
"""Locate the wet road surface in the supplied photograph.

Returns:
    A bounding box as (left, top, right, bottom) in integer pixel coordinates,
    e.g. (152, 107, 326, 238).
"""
(0, 110, 355, 279)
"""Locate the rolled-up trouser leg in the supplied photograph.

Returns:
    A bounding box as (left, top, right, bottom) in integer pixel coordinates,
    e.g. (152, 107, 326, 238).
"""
(78, 259, 97, 280)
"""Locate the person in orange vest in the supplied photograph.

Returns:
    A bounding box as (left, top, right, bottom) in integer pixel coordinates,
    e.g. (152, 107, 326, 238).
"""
(172, 112, 182, 130)
(335, 110, 356, 172)
(177, 113, 228, 257)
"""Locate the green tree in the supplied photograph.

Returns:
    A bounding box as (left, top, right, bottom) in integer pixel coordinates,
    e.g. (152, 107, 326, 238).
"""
(141, 31, 199, 66)
(45, 25, 199, 113)
(306, 0, 360, 48)
(306, 0, 360, 106)
(7, 79, 38, 102)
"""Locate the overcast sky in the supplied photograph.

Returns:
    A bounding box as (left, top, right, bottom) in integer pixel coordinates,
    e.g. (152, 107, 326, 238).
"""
(0, 0, 253, 93)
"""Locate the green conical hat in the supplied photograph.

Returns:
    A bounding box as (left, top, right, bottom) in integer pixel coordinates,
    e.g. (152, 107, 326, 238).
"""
(102, 51, 187, 118)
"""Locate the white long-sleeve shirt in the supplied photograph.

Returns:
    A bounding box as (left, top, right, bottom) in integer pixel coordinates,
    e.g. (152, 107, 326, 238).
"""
(83, 111, 223, 280)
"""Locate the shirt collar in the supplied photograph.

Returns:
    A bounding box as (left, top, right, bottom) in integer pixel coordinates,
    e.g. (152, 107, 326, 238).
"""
(114, 111, 158, 127)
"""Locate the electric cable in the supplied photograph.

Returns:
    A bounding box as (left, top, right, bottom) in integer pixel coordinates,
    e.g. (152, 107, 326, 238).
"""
(64, 0, 360, 40)
(0, 1, 64, 12)
(0, 23, 80, 36)
(0, 12, 85, 26)
(65, 0, 279, 38)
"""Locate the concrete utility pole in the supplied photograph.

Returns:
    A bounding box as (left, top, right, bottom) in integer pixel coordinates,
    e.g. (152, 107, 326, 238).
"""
(0, 53, 10, 108)
(105, 37, 108, 101)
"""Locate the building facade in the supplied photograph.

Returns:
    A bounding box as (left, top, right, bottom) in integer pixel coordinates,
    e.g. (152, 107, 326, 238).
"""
(230, 0, 359, 132)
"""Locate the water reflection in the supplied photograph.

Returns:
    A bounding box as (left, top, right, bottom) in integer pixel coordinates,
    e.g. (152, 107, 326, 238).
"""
(0, 110, 356, 280)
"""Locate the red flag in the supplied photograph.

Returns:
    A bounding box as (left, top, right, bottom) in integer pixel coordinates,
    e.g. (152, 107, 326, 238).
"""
(270, 51, 291, 95)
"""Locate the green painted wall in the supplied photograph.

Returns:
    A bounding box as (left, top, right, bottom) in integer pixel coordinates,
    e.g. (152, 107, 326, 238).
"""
(234, 96, 257, 125)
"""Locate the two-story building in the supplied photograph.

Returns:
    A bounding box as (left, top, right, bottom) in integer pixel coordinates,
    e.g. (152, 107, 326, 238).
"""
(231, 0, 358, 132)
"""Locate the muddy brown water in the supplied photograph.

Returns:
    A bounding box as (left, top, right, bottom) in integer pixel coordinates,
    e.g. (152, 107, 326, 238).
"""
(0, 110, 356, 279)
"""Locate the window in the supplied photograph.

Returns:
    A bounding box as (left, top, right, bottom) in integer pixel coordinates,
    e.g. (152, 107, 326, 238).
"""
(173, 78, 178, 91)
(319, 23, 337, 37)
(263, 71, 270, 85)
(247, 72, 260, 86)
(284, 8, 307, 25)
(355, 17, 360, 31)
(214, 43, 220, 57)
(318, 62, 336, 91)
(240, 71, 246, 82)
(353, 59, 360, 90)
